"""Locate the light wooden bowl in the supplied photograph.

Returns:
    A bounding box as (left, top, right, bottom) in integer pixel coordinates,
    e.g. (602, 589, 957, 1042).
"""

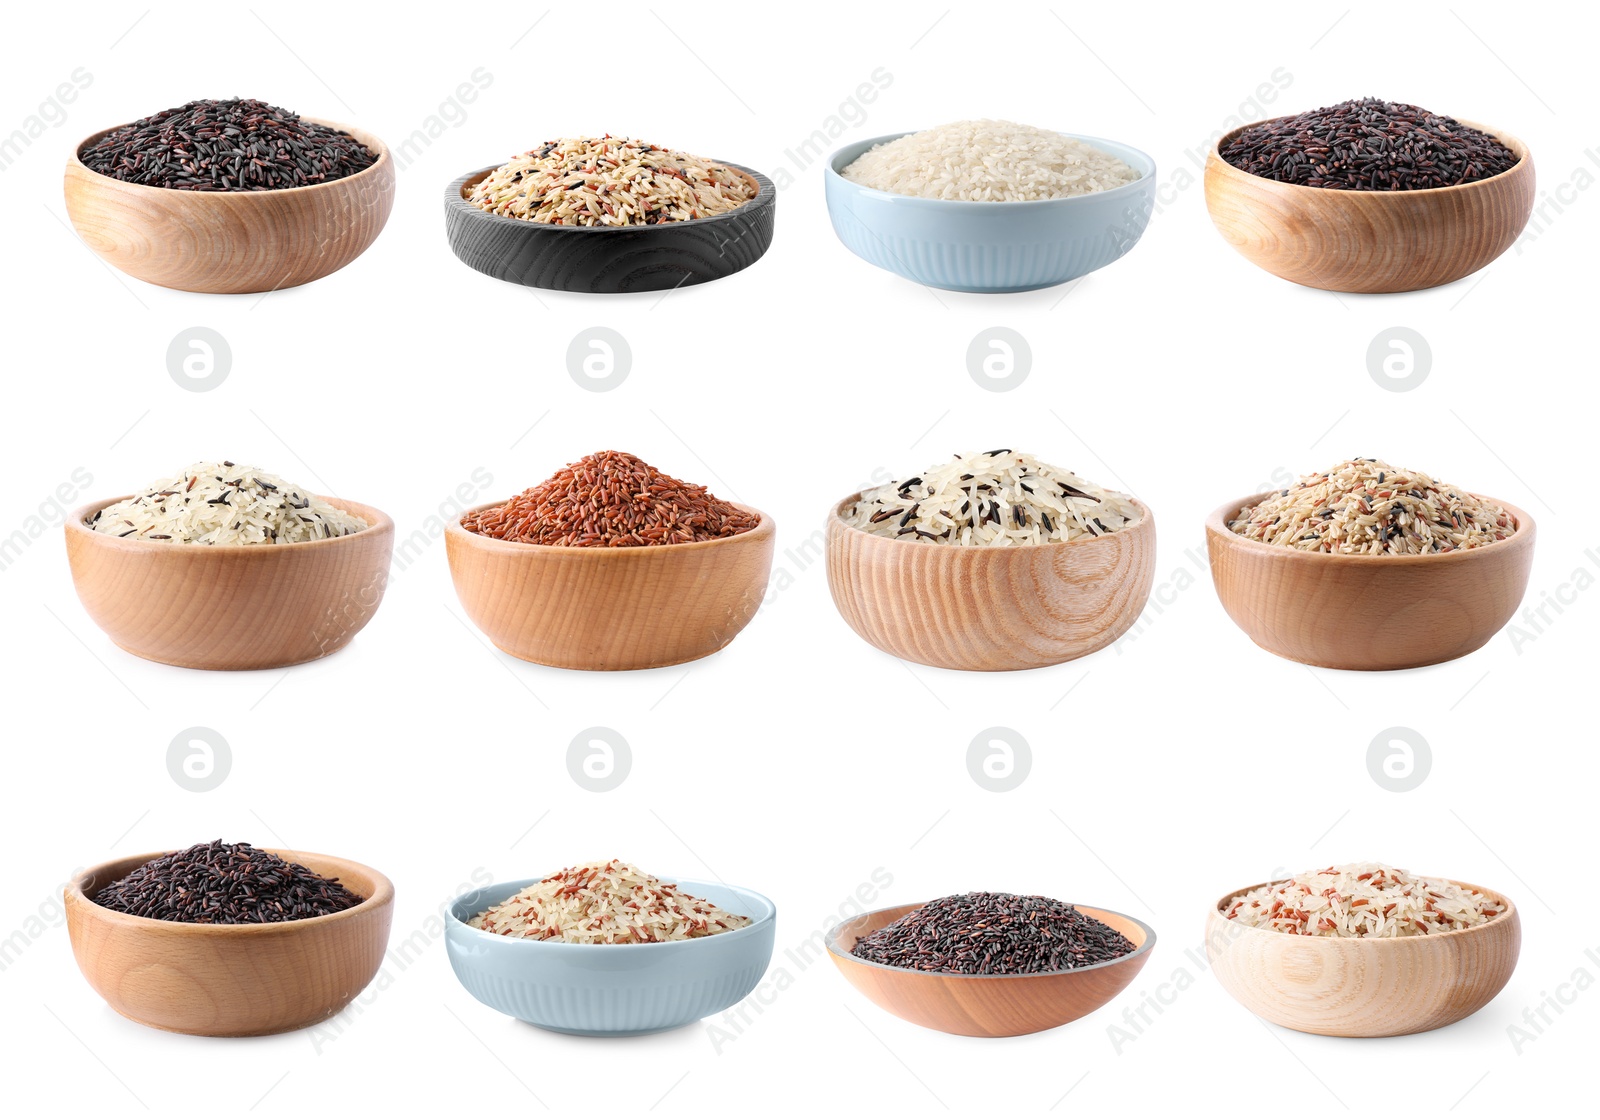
(825, 494, 1156, 671)
(1205, 879, 1519, 1037)
(827, 901, 1155, 1037)
(65, 496, 394, 670)
(1205, 491, 1533, 670)
(65, 849, 394, 1037)
(1204, 119, 1534, 293)
(64, 119, 393, 294)
(445, 501, 775, 670)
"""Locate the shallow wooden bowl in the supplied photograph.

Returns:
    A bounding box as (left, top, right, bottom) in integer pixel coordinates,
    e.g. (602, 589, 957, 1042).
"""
(1205, 491, 1533, 670)
(443, 162, 775, 292)
(65, 495, 394, 670)
(825, 494, 1156, 671)
(827, 901, 1155, 1037)
(445, 502, 775, 670)
(1205, 879, 1519, 1037)
(64, 119, 394, 293)
(65, 849, 394, 1037)
(1204, 119, 1534, 293)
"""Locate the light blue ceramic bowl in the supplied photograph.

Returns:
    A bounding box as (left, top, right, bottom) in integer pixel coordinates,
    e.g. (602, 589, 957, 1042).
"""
(824, 131, 1157, 292)
(445, 876, 776, 1036)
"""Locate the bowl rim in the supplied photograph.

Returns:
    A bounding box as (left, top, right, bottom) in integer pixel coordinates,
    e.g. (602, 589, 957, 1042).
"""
(444, 874, 777, 952)
(825, 898, 1156, 980)
(444, 158, 774, 232)
(1206, 115, 1532, 198)
(447, 497, 773, 555)
(1210, 876, 1518, 943)
(67, 493, 394, 551)
(69, 115, 392, 199)
(68, 847, 395, 935)
(824, 129, 1157, 208)
(1205, 489, 1532, 565)
(828, 489, 1152, 549)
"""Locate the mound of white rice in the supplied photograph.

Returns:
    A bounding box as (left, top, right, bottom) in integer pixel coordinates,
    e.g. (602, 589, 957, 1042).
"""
(89, 461, 367, 545)
(1223, 863, 1504, 937)
(842, 119, 1141, 201)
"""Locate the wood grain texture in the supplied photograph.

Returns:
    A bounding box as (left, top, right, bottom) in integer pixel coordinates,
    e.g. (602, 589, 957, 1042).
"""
(65, 496, 394, 671)
(1205, 880, 1520, 1037)
(825, 494, 1156, 671)
(1204, 119, 1534, 293)
(1205, 491, 1534, 670)
(443, 164, 775, 292)
(445, 502, 775, 670)
(63, 119, 394, 294)
(827, 901, 1155, 1037)
(65, 850, 394, 1037)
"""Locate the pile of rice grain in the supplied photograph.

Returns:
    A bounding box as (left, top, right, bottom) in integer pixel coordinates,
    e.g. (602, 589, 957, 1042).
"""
(89, 461, 367, 545)
(1223, 863, 1504, 937)
(468, 859, 751, 944)
(842, 120, 1141, 201)
(841, 451, 1140, 546)
(1229, 458, 1514, 555)
(467, 136, 756, 225)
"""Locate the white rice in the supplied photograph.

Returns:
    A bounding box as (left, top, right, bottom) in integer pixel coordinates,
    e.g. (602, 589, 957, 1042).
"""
(842, 119, 1141, 201)
(89, 461, 367, 545)
(841, 450, 1141, 546)
(1223, 863, 1505, 937)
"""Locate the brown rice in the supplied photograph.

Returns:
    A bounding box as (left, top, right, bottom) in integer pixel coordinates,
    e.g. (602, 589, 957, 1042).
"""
(1223, 863, 1504, 937)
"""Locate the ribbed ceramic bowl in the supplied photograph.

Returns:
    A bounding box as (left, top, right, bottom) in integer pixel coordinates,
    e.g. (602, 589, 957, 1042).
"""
(1206, 878, 1520, 1036)
(444, 162, 775, 292)
(445, 876, 776, 1036)
(824, 132, 1156, 292)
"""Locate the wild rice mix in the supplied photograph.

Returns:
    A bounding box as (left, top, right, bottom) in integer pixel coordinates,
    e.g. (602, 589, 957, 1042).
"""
(461, 450, 758, 547)
(467, 136, 756, 225)
(842, 450, 1140, 545)
(1223, 863, 1504, 938)
(1230, 458, 1513, 555)
(90, 461, 367, 545)
(93, 840, 364, 924)
(468, 859, 751, 944)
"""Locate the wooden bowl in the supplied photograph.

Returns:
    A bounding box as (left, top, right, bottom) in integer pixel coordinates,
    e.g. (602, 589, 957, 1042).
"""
(64, 119, 394, 294)
(1205, 879, 1519, 1037)
(1205, 491, 1534, 670)
(443, 162, 775, 293)
(64, 849, 394, 1037)
(445, 502, 775, 670)
(827, 901, 1155, 1037)
(65, 495, 394, 670)
(825, 494, 1156, 671)
(1203, 119, 1534, 293)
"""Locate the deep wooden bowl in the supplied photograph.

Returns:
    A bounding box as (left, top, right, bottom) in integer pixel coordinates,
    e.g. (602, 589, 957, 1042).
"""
(1205, 491, 1533, 670)
(64, 119, 394, 294)
(1206, 879, 1519, 1037)
(65, 495, 394, 670)
(65, 849, 394, 1037)
(827, 901, 1155, 1037)
(443, 162, 775, 292)
(1204, 119, 1534, 293)
(825, 494, 1156, 671)
(445, 502, 775, 670)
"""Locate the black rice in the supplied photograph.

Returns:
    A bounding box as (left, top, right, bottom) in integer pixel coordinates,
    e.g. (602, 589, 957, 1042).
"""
(93, 840, 364, 924)
(851, 892, 1136, 975)
(80, 98, 377, 192)
(1219, 98, 1519, 191)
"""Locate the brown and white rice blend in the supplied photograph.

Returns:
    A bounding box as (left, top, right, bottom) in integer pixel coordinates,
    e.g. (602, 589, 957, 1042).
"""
(841, 451, 1140, 546)
(89, 461, 367, 545)
(467, 136, 756, 225)
(1223, 864, 1504, 937)
(468, 860, 751, 944)
(1229, 458, 1513, 555)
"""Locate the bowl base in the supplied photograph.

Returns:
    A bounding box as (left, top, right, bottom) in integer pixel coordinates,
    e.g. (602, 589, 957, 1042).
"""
(521, 1020, 691, 1037)
(488, 641, 731, 672)
(1246, 634, 1493, 672)
(107, 1002, 347, 1037)
(110, 639, 355, 672)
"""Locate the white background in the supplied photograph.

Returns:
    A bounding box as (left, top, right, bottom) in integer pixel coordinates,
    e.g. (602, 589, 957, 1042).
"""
(1, 3, 1594, 1115)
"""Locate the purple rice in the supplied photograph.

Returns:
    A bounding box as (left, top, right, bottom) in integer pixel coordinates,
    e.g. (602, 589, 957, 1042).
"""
(1219, 98, 1519, 191)
(851, 892, 1136, 975)
(80, 98, 377, 192)
(92, 840, 364, 924)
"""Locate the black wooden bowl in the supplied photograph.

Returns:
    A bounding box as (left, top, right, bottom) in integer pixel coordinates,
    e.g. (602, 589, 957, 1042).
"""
(443, 162, 775, 293)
